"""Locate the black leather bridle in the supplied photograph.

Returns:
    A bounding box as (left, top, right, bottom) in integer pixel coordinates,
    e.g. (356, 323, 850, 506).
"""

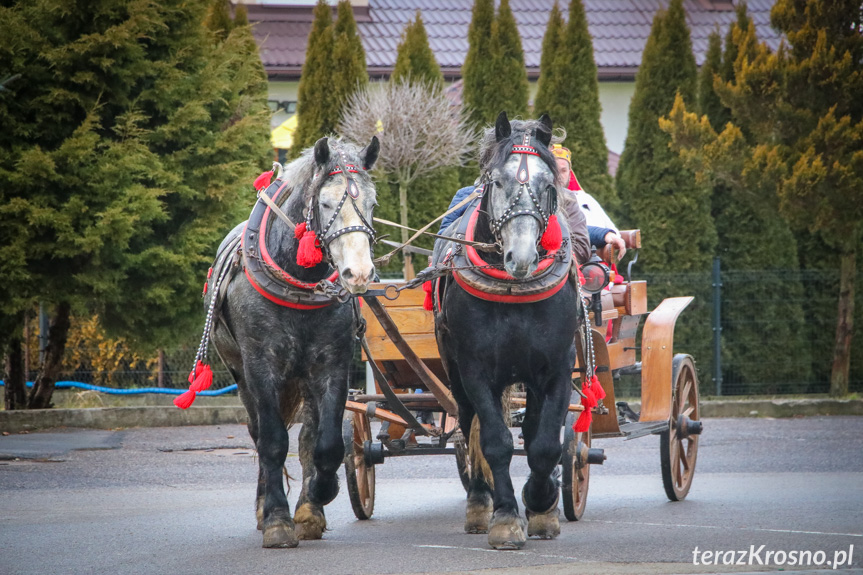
(307, 147, 376, 261)
(484, 132, 557, 245)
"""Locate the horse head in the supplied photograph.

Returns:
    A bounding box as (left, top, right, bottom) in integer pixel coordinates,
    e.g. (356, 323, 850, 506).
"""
(481, 112, 558, 279)
(307, 136, 380, 294)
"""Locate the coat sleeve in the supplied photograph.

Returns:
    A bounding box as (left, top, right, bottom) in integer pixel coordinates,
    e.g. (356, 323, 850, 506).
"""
(438, 186, 475, 233)
(563, 198, 591, 266)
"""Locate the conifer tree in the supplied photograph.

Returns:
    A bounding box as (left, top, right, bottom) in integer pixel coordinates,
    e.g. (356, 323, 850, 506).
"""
(292, 0, 336, 156)
(0, 0, 270, 408)
(533, 2, 564, 118)
(205, 0, 234, 40)
(392, 11, 443, 88)
(662, 0, 863, 395)
(332, 0, 368, 117)
(485, 0, 529, 120)
(387, 10, 451, 277)
(462, 0, 496, 127)
(233, 4, 249, 27)
(533, 0, 617, 214)
(690, 10, 810, 393)
(616, 0, 715, 272)
(615, 0, 716, 381)
(698, 31, 725, 133)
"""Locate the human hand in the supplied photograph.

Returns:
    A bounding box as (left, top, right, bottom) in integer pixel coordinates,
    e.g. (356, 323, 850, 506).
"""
(604, 232, 626, 260)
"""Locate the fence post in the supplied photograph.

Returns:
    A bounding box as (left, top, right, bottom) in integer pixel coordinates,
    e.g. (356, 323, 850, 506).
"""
(712, 257, 723, 396)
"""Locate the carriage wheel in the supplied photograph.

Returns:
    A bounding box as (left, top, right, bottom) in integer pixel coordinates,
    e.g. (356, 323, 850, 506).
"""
(343, 411, 375, 519)
(454, 431, 471, 493)
(660, 354, 700, 501)
(561, 412, 591, 521)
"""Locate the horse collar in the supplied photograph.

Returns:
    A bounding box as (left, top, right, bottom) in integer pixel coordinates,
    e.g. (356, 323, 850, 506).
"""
(242, 179, 340, 310)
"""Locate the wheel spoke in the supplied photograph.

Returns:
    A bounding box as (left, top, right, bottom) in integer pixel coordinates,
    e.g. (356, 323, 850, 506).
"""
(682, 405, 695, 418)
(678, 440, 689, 471)
(680, 379, 692, 410)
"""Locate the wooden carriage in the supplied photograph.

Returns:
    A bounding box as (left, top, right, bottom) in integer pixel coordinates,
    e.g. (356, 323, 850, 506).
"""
(342, 230, 702, 521)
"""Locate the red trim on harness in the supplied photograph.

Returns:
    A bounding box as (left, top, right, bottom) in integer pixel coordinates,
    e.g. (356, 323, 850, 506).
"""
(453, 269, 568, 303)
(328, 164, 363, 176)
(257, 183, 338, 289)
(463, 204, 554, 279)
(244, 268, 333, 310)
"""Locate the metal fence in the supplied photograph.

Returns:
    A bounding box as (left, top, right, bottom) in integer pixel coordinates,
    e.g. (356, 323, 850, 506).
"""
(41, 264, 862, 397)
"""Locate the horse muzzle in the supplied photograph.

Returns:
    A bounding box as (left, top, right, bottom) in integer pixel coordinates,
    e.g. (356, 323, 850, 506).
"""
(340, 265, 374, 294)
(504, 245, 539, 279)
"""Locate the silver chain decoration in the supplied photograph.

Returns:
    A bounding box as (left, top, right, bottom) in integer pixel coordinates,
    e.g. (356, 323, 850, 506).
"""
(190, 263, 232, 381)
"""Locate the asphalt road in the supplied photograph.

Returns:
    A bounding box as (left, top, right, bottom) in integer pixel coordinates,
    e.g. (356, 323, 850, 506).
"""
(1, 416, 861, 575)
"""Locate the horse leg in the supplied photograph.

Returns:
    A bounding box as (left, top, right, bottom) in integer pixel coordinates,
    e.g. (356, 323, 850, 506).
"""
(522, 375, 570, 540)
(295, 375, 347, 539)
(294, 403, 327, 540)
(450, 367, 493, 533)
(461, 368, 525, 550)
(251, 384, 298, 549)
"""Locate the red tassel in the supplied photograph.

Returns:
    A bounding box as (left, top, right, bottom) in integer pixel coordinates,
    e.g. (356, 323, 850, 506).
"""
(294, 221, 307, 239)
(573, 380, 597, 432)
(254, 170, 273, 191)
(590, 374, 606, 400)
(540, 214, 563, 252)
(422, 281, 433, 311)
(174, 389, 196, 409)
(189, 363, 214, 392)
(296, 230, 323, 268)
(202, 281, 208, 296)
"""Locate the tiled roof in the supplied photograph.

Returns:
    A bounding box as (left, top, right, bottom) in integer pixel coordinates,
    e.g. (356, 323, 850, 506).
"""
(251, 0, 782, 78)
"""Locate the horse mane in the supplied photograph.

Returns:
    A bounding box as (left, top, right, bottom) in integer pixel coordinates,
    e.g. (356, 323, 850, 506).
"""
(478, 118, 566, 180)
(281, 136, 376, 204)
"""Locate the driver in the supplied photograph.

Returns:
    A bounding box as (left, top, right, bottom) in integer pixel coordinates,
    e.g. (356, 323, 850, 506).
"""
(550, 145, 626, 260)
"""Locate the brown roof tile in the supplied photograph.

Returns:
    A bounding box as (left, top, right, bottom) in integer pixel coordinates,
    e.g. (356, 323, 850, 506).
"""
(250, 0, 781, 78)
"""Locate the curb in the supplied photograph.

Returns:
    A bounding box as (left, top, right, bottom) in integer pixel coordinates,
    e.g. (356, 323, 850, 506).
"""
(1, 399, 861, 434)
(0, 406, 248, 434)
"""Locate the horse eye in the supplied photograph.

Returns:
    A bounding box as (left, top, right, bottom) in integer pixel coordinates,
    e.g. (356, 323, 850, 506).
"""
(321, 203, 332, 210)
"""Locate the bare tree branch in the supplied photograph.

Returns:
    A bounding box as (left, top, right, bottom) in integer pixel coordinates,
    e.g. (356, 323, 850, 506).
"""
(339, 79, 475, 186)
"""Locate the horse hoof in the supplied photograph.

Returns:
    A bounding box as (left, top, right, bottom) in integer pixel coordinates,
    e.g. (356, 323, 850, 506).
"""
(464, 500, 493, 534)
(262, 523, 299, 548)
(487, 514, 527, 550)
(256, 497, 264, 531)
(294, 502, 327, 540)
(527, 508, 560, 539)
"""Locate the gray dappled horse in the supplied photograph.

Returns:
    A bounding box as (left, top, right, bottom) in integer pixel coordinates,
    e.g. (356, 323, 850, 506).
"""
(434, 113, 580, 549)
(207, 137, 379, 548)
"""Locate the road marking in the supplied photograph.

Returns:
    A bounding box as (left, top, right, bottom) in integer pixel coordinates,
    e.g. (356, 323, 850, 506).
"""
(584, 519, 863, 538)
(414, 544, 595, 562)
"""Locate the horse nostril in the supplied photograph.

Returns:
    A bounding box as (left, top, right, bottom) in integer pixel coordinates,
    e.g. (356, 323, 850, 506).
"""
(341, 268, 354, 280)
(504, 251, 514, 265)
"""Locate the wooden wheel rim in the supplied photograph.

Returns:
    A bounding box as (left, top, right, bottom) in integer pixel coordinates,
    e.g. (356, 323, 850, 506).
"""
(571, 430, 590, 518)
(353, 413, 375, 515)
(668, 359, 699, 498)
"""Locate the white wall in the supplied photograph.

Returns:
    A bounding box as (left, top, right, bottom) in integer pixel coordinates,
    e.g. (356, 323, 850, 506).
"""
(268, 78, 636, 154)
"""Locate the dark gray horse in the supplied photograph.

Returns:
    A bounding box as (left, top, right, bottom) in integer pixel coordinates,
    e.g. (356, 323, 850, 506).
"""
(207, 136, 379, 548)
(434, 113, 580, 549)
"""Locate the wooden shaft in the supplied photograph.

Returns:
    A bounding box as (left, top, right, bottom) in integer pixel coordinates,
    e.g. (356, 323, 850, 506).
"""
(362, 296, 459, 416)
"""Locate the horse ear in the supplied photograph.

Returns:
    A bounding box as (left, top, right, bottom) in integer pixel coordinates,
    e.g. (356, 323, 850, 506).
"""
(536, 114, 553, 147)
(362, 135, 380, 170)
(495, 111, 511, 142)
(314, 137, 330, 166)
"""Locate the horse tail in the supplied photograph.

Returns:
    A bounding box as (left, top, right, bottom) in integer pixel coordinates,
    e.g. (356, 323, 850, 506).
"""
(466, 389, 514, 489)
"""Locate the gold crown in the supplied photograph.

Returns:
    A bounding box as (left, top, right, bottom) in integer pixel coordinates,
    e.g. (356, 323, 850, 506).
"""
(550, 144, 571, 163)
